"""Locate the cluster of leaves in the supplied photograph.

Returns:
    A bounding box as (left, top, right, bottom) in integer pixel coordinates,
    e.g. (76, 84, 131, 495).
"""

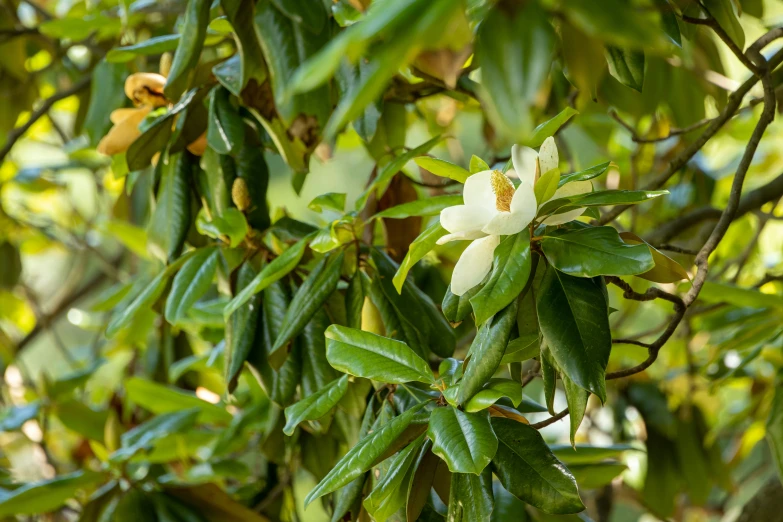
(1, 0, 783, 521)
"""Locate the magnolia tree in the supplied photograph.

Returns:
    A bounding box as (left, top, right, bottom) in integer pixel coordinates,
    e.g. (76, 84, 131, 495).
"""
(2, 0, 783, 521)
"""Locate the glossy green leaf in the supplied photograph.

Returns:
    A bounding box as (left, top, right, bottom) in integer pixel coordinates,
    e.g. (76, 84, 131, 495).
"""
(459, 300, 518, 405)
(270, 252, 344, 368)
(562, 371, 589, 445)
(126, 112, 174, 171)
(619, 232, 690, 283)
(464, 379, 524, 413)
(164, 247, 219, 324)
(538, 189, 668, 217)
(124, 377, 232, 424)
(364, 436, 423, 521)
(558, 161, 611, 187)
(283, 375, 349, 435)
(428, 407, 497, 475)
(500, 334, 539, 365)
(111, 408, 202, 462)
(164, 0, 211, 100)
(442, 283, 479, 323)
(525, 107, 579, 147)
(541, 226, 654, 277)
(224, 235, 310, 318)
(372, 195, 463, 220)
(406, 443, 440, 522)
(225, 262, 260, 388)
(195, 207, 248, 248)
(304, 403, 429, 506)
(470, 232, 532, 325)
(491, 418, 584, 514)
(703, 0, 744, 49)
(221, 0, 268, 94)
(309, 192, 346, 213)
(106, 34, 180, 62)
(0, 471, 104, 517)
(447, 469, 493, 522)
(414, 157, 470, 183)
(536, 267, 611, 401)
(475, 1, 554, 143)
(325, 325, 436, 384)
(234, 134, 271, 231)
(605, 47, 644, 92)
(534, 168, 560, 204)
(393, 220, 448, 293)
(470, 155, 489, 174)
(550, 444, 637, 464)
(207, 86, 245, 154)
(147, 153, 193, 263)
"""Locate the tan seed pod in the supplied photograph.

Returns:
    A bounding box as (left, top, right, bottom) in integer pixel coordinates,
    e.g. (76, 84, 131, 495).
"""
(124, 72, 167, 107)
(232, 177, 252, 212)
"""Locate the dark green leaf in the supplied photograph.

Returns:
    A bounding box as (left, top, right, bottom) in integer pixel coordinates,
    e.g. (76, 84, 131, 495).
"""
(447, 469, 493, 522)
(283, 375, 349, 435)
(207, 87, 245, 154)
(442, 284, 479, 323)
(106, 35, 180, 63)
(558, 162, 611, 187)
(165, 246, 219, 325)
(147, 153, 193, 263)
(459, 300, 518, 405)
(111, 408, 201, 462)
(126, 112, 174, 171)
(767, 378, 783, 481)
(538, 189, 668, 217)
(364, 436, 423, 521)
(372, 195, 463, 220)
(541, 226, 654, 277)
(164, 0, 211, 100)
(537, 268, 611, 401)
(428, 407, 497, 474)
(471, 233, 532, 325)
(225, 262, 261, 388)
(83, 60, 127, 145)
(475, 1, 554, 142)
(270, 252, 344, 368)
(304, 403, 429, 506)
(325, 325, 436, 384)
(0, 471, 104, 517)
(562, 371, 589, 445)
(605, 47, 645, 92)
(221, 0, 268, 94)
(393, 220, 448, 293)
(345, 272, 364, 330)
(491, 418, 584, 514)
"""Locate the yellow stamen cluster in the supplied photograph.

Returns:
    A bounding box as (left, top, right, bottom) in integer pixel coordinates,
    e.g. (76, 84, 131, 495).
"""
(490, 170, 515, 212)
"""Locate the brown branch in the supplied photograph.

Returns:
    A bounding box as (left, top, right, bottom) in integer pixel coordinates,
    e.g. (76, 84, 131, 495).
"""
(681, 13, 762, 75)
(598, 46, 783, 226)
(609, 110, 713, 143)
(0, 76, 90, 165)
(530, 408, 569, 429)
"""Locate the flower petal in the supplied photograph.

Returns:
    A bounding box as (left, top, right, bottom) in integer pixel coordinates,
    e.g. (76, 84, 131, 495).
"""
(481, 183, 536, 236)
(463, 170, 498, 212)
(440, 204, 495, 234)
(451, 235, 500, 296)
(541, 180, 592, 225)
(436, 230, 488, 245)
(511, 144, 537, 186)
(538, 137, 559, 174)
(96, 107, 149, 156)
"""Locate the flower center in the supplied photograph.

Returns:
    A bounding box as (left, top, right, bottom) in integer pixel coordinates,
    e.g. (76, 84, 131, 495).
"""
(490, 170, 514, 212)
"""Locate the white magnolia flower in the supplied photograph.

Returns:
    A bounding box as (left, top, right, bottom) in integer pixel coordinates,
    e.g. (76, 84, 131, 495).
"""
(510, 137, 592, 226)
(438, 137, 591, 296)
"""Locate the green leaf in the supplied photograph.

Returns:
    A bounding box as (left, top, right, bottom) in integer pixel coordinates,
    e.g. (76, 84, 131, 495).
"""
(469, 155, 489, 174)
(270, 252, 344, 368)
(406, 443, 441, 522)
(355, 135, 444, 211)
(605, 47, 645, 92)
(558, 161, 611, 187)
(470, 233, 532, 325)
(224, 235, 310, 319)
(767, 377, 783, 481)
(393, 220, 448, 293)
(221, 0, 268, 94)
(271, 0, 326, 34)
(525, 107, 579, 147)
(428, 407, 497, 475)
(83, 60, 127, 146)
(619, 232, 690, 283)
(442, 284, 480, 323)
(372, 195, 463, 220)
(0, 471, 104, 517)
(345, 272, 364, 329)
(536, 268, 611, 401)
(164, 247, 219, 325)
(703, 0, 744, 49)
(534, 168, 561, 204)
(560, 0, 667, 49)
(459, 301, 518, 405)
(491, 418, 584, 514)
(500, 334, 539, 365)
(283, 375, 349, 436)
(414, 157, 470, 183)
(112, 408, 201, 462)
(538, 189, 668, 217)
(304, 403, 429, 506)
(562, 371, 589, 446)
(309, 192, 347, 213)
(207, 87, 245, 154)
(195, 207, 248, 248)
(106, 34, 180, 63)
(541, 226, 654, 277)
(475, 1, 554, 143)
(448, 469, 494, 522)
(698, 282, 783, 309)
(126, 112, 174, 172)
(124, 377, 232, 424)
(364, 436, 423, 521)
(569, 462, 627, 489)
(164, 0, 211, 100)
(225, 262, 261, 389)
(464, 379, 523, 413)
(147, 153, 193, 263)
(550, 444, 637, 464)
(234, 139, 272, 231)
(325, 325, 436, 385)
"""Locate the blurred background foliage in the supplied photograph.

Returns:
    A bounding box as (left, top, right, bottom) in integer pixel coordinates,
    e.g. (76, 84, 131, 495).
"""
(1, 0, 783, 520)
